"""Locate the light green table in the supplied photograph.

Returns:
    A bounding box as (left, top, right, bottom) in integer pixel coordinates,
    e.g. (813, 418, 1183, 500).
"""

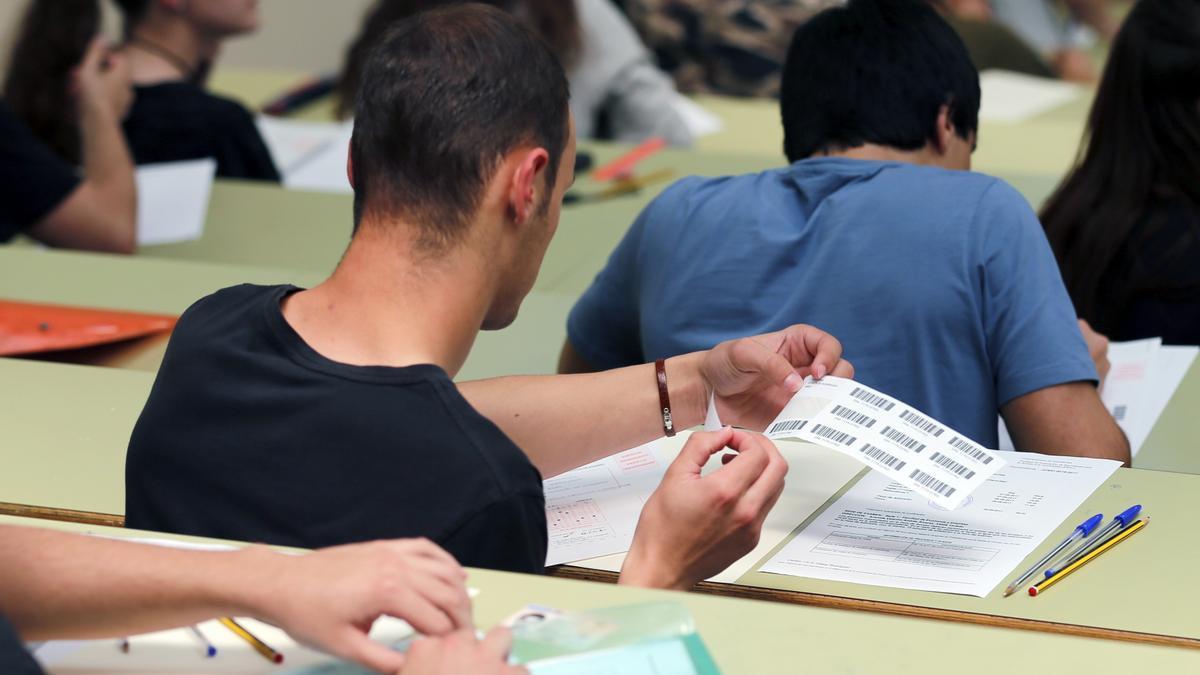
(7, 516, 1197, 674)
(1, 357, 1198, 650)
(0, 248, 568, 380)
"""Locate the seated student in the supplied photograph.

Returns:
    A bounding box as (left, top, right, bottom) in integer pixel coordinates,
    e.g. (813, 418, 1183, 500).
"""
(0, 524, 516, 674)
(336, 0, 692, 146)
(988, 0, 1116, 82)
(5, 0, 279, 182)
(932, 0, 1056, 78)
(561, 0, 1129, 462)
(125, 5, 849, 588)
(1041, 0, 1200, 346)
(0, 38, 136, 253)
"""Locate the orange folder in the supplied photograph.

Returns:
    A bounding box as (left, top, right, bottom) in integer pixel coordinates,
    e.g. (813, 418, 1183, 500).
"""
(0, 300, 176, 356)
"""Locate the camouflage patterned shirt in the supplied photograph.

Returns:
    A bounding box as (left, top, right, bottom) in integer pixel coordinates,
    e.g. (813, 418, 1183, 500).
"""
(623, 0, 845, 97)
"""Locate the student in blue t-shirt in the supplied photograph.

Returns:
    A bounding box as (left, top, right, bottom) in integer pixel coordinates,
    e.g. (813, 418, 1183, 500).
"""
(561, 0, 1129, 463)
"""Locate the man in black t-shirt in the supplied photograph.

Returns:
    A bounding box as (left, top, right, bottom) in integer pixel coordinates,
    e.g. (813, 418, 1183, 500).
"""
(1, 38, 137, 252)
(126, 5, 853, 591)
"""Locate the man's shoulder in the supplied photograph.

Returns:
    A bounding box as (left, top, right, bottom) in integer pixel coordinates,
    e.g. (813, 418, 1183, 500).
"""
(170, 284, 289, 344)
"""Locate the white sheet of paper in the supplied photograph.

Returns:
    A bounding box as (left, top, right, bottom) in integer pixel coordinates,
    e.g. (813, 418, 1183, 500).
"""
(559, 433, 865, 583)
(256, 116, 355, 176)
(543, 441, 665, 566)
(978, 70, 1081, 123)
(280, 122, 356, 194)
(997, 340, 1198, 456)
(760, 452, 1120, 596)
(765, 377, 1005, 509)
(135, 159, 216, 246)
(670, 94, 724, 138)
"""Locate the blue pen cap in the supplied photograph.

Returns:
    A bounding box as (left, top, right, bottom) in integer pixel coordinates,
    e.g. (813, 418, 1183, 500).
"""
(1115, 504, 1142, 526)
(1078, 514, 1104, 536)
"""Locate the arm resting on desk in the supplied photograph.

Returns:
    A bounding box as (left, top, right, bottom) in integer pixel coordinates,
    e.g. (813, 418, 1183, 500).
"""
(1002, 382, 1130, 464)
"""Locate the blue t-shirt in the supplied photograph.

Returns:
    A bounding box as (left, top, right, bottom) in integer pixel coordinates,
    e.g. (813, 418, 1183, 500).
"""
(567, 158, 1096, 447)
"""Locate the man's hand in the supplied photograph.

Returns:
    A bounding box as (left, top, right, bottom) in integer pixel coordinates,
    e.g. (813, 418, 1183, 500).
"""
(702, 324, 853, 430)
(1078, 319, 1111, 384)
(619, 427, 787, 590)
(73, 38, 132, 121)
(401, 628, 527, 675)
(243, 539, 473, 674)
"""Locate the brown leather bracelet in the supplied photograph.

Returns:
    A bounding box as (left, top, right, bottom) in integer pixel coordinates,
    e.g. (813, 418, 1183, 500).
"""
(655, 358, 675, 437)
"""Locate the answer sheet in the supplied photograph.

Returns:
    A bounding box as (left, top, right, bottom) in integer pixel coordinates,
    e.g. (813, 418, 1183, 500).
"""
(978, 69, 1081, 123)
(135, 159, 216, 246)
(764, 376, 1005, 509)
(761, 452, 1121, 596)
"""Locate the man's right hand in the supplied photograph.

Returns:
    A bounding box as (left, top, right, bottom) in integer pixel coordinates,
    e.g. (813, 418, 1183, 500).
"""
(73, 37, 132, 120)
(619, 427, 787, 590)
(401, 628, 527, 674)
(1078, 318, 1111, 384)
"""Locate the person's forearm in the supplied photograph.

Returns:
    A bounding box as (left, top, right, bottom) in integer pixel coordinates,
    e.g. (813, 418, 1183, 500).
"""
(0, 526, 278, 641)
(461, 353, 708, 477)
(78, 95, 136, 243)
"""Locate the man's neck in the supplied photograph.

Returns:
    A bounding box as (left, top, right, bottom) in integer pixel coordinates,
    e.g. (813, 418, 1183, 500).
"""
(817, 143, 942, 166)
(280, 227, 495, 378)
(125, 16, 218, 86)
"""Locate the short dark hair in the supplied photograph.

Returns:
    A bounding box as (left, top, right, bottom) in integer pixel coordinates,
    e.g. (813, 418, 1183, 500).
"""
(349, 3, 570, 247)
(780, 0, 980, 162)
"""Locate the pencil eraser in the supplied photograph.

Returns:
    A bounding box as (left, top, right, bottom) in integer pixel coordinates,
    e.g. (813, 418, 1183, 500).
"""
(273, 654, 284, 664)
(1028, 587, 1038, 597)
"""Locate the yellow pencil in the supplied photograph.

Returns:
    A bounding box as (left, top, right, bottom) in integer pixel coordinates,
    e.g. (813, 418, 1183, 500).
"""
(218, 617, 284, 664)
(1029, 517, 1148, 596)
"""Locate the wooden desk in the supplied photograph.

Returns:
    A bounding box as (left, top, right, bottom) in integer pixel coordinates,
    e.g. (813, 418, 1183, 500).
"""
(8, 515, 1199, 674)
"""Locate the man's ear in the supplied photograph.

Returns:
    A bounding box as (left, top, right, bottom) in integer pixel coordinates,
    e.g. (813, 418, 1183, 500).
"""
(508, 148, 550, 225)
(932, 104, 956, 157)
(346, 150, 355, 190)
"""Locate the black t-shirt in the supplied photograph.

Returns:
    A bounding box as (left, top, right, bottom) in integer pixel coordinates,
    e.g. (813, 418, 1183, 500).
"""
(124, 82, 281, 182)
(125, 284, 547, 573)
(0, 615, 43, 675)
(1096, 197, 1200, 345)
(0, 101, 81, 242)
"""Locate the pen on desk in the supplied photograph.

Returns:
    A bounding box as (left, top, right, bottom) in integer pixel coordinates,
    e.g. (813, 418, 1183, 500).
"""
(1002, 513, 1103, 597)
(1044, 504, 1141, 578)
(189, 625, 217, 658)
(1030, 517, 1148, 596)
(219, 617, 283, 664)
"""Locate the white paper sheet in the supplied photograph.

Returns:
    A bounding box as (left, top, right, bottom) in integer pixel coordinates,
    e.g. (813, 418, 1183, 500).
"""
(670, 94, 724, 139)
(764, 377, 1005, 509)
(760, 452, 1120, 596)
(997, 340, 1199, 456)
(543, 441, 665, 566)
(135, 159, 216, 246)
(277, 121, 356, 195)
(978, 70, 1081, 123)
(556, 433, 865, 583)
(256, 116, 355, 177)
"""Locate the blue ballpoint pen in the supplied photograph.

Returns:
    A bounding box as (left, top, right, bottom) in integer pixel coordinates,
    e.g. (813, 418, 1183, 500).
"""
(1002, 513, 1104, 597)
(1044, 505, 1142, 578)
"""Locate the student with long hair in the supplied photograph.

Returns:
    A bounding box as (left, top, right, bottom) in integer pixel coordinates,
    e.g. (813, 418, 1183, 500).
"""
(1041, 0, 1200, 345)
(1, 37, 136, 253)
(336, 0, 692, 146)
(4, 0, 279, 182)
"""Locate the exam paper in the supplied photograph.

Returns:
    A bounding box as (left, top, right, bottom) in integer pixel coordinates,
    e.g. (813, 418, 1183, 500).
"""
(543, 441, 665, 565)
(764, 376, 1005, 509)
(978, 70, 1081, 123)
(279, 122, 356, 194)
(761, 452, 1121, 596)
(257, 116, 355, 177)
(670, 94, 724, 138)
(135, 159, 216, 246)
(557, 433, 865, 583)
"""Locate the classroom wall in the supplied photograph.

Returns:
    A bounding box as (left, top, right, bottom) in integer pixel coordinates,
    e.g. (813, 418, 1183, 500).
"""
(0, 0, 376, 80)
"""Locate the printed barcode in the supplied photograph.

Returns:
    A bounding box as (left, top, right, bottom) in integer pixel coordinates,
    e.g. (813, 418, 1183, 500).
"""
(910, 468, 956, 498)
(850, 387, 896, 412)
(812, 423, 856, 446)
(880, 425, 926, 453)
(1113, 405, 1127, 422)
(948, 436, 993, 465)
(768, 419, 808, 435)
(860, 443, 905, 471)
(930, 451, 976, 479)
(898, 409, 945, 437)
(831, 404, 877, 428)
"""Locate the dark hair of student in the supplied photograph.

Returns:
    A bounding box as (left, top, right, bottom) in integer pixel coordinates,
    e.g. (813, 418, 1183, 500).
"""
(334, 0, 579, 119)
(349, 3, 570, 249)
(1040, 0, 1200, 330)
(779, 0, 980, 163)
(3, 0, 150, 163)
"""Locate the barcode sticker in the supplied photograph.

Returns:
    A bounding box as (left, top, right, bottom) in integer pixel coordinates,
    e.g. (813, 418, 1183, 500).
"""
(764, 376, 1004, 509)
(831, 404, 877, 428)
